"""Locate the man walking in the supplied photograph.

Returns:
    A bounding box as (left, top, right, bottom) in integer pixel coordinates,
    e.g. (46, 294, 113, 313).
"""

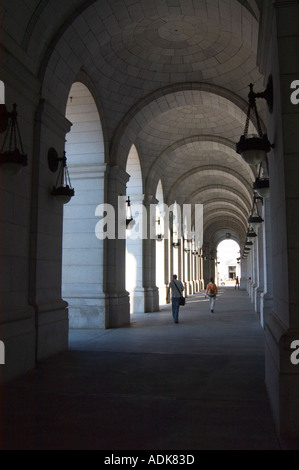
(167, 274, 184, 323)
(206, 278, 218, 313)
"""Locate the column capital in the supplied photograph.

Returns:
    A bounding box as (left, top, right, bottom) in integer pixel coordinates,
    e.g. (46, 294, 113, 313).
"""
(107, 165, 130, 185)
(143, 194, 159, 207)
(36, 98, 72, 137)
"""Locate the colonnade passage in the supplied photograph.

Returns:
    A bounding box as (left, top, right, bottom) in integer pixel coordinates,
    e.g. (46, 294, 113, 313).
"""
(1, 0, 299, 448)
(0, 288, 281, 450)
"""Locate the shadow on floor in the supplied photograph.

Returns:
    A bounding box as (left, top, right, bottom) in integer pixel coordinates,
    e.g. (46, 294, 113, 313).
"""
(0, 288, 281, 450)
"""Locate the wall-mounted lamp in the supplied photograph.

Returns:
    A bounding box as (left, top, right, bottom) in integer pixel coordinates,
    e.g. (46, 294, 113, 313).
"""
(48, 148, 74, 204)
(236, 77, 273, 166)
(246, 227, 257, 239)
(253, 160, 270, 198)
(126, 196, 135, 230)
(172, 228, 180, 248)
(253, 177, 270, 198)
(248, 195, 264, 228)
(0, 104, 27, 176)
(184, 238, 191, 253)
(156, 217, 163, 242)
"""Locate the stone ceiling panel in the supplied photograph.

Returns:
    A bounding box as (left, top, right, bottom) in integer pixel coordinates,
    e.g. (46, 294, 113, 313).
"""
(0, 0, 264, 245)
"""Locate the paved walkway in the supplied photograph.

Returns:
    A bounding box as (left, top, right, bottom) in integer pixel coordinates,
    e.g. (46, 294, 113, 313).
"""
(0, 288, 281, 450)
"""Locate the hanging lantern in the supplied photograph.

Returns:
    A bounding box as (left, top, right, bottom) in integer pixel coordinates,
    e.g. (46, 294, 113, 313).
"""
(236, 79, 273, 166)
(253, 177, 270, 198)
(126, 196, 135, 229)
(184, 238, 191, 253)
(156, 217, 163, 242)
(0, 104, 27, 176)
(246, 227, 257, 238)
(248, 195, 264, 229)
(48, 149, 74, 204)
(172, 228, 180, 247)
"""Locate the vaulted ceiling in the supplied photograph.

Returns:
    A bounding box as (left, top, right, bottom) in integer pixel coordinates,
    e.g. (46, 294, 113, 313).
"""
(1, 0, 267, 249)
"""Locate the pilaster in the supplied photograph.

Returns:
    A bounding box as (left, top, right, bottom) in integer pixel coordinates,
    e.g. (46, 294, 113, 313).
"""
(104, 165, 130, 327)
(30, 99, 72, 361)
(143, 195, 159, 313)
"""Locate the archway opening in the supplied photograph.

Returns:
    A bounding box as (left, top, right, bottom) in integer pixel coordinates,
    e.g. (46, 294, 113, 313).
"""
(126, 145, 144, 314)
(155, 180, 166, 305)
(216, 239, 241, 287)
(62, 82, 106, 328)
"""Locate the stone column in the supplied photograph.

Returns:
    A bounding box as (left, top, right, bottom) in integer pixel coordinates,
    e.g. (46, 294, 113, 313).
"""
(0, 66, 39, 381)
(30, 99, 71, 363)
(126, 193, 145, 314)
(202, 243, 210, 287)
(183, 240, 192, 295)
(254, 223, 265, 316)
(199, 250, 204, 290)
(104, 165, 130, 327)
(63, 163, 107, 328)
(143, 195, 159, 312)
(260, 0, 299, 441)
(247, 250, 254, 298)
(164, 237, 170, 304)
(260, 198, 273, 328)
(240, 256, 249, 290)
(251, 237, 258, 305)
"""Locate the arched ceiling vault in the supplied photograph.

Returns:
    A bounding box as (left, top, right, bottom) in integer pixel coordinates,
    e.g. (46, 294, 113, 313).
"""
(185, 186, 251, 214)
(204, 218, 246, 247)
(1, 0, 265, 248)
(167, 166, 253, 206)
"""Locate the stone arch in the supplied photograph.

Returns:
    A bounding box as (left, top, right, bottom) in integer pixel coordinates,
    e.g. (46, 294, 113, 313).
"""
(146, 135, 256, 196)
(36, 0, 261, 86)
(110, 82, 265, 170)
(62, 81, 106, 328)
(204, 209, 248, 232)
(167, 166, 253, 207)
(204, 217, 246, 245)
(216, 239, 242, 284)
(184, 185, 251, 214)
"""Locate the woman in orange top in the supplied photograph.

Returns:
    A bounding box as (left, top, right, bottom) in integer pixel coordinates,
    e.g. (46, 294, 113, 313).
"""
(206, 278, 218, 313)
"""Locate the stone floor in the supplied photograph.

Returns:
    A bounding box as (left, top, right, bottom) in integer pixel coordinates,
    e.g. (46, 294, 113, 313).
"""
(0, 288, 281, 450)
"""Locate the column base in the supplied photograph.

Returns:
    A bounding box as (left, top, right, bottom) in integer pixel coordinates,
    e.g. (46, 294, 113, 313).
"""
(36, 300, 69, 361)
(66, 295, 106, 328)
(260, 292, 273, 329)
(0, 307, 35, 383)
(158, 284, 168, 306)
(254, 287, 263, 314)
(105, 291, 130, 328)
(144, 287, 159, 313)
(265, 314, 299, 441)
(128, 288, 145, 314)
